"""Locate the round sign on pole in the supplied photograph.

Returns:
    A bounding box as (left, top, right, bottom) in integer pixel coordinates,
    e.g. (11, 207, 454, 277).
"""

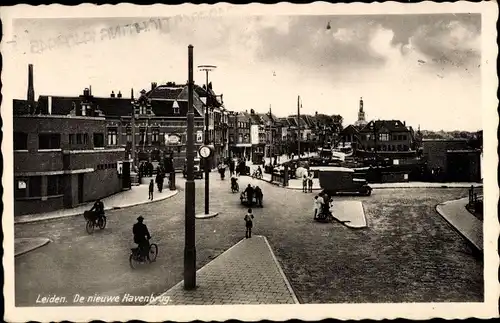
(199, 145, 212, 159)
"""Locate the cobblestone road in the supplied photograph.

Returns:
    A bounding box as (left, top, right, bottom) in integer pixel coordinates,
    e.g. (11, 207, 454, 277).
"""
(15, 173, 482, 305)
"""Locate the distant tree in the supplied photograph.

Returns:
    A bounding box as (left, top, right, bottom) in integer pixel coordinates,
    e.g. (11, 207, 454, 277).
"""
(331, 114, 344, 132)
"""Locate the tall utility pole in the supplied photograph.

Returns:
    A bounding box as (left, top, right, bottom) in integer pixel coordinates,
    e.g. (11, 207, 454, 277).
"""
(184, 45, 196, 290)
(297, 95, 301, 157)
(198, 64, 216, 215)
(131, 89, 136, 168)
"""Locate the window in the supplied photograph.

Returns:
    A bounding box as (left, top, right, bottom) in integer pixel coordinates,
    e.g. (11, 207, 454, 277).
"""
(173, 105, 180, 114)
(14, 132, 28, 150)
(152, 128, 160, 143)
(83, 134, 89, 144)
(126, 127, 132, 143)
(77, 134, 83, 144)
(29, 176, 42, 197)
(139, 105, 147, 115)
(93, 133, 105, 148)
(238, 134, 243, 143)
(39, 133, 61, 149)
(15, 178, 28, 198)
(107, 128, 118, 146)
(69, 134, 76, 145)
(139, 128, 146, 145)
(379, 133, 389, 141)
(47, 175, 63, 195)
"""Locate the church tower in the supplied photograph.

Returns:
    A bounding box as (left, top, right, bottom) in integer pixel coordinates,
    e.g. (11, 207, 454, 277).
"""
(354, 97, 367, 127)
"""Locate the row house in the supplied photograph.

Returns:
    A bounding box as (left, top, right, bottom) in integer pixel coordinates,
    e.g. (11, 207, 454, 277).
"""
(228, 110, 252, 160)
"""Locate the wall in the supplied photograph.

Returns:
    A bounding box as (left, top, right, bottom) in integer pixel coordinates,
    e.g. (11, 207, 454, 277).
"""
(15, 196, 64, 215)
(422, 139, 469, 171)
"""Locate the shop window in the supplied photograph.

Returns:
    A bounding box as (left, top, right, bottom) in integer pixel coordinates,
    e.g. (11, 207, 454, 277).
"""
(39, 133, 61, 149)
(14, 132, 28, 150)
(126, 127, 132, 143)
(107, 128, 118, 146)
(47, 175, 63, 195)
(93, 133, 105, 148)
(29, 176, 42, 197)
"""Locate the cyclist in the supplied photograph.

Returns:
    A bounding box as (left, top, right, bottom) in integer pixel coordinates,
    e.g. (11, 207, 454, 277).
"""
(231, 173, 239, 192)
(89, 199, 105, 222)
(133, 216, 151, 261)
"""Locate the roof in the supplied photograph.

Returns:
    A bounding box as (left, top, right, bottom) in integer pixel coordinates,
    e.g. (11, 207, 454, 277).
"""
(359, 120, 409, 133)
(37, 95, 79, 115)
(148, 86, 183, 100)
(341, 124, 360, 134)
(149, 99, 203, 117)
(13, 99, 35, 115)
(94, 97, 133, 116)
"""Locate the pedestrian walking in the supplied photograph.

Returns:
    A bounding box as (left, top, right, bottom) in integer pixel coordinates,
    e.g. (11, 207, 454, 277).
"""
(307, 171, 314, 193)
(313, 195, 320, 220)
(302, 174, 307, 193)
(149, 179, 154, 200)
(244, 208, 254, 239)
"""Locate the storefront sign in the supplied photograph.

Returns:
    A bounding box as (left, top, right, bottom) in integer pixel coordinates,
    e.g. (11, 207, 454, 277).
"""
(196, 131, 203, 143)
(165, 134, 181, 144)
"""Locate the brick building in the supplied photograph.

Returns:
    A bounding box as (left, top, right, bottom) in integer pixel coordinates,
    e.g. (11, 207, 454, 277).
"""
(229, 111, 252, 160)
(422, 139, 481, 182)
(13, 85, 127, 216)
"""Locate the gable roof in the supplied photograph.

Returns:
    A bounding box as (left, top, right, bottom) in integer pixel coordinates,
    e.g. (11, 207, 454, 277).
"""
(148, 85, 184, 100)
(149, 99, 203, 117)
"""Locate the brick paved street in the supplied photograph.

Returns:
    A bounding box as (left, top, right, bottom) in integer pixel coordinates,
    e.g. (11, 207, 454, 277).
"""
(149, 236, 298, 305)
(15, 172, 483, 305)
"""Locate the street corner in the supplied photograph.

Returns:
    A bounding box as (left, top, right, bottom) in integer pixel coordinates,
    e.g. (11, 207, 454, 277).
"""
(195, 211, 219, 219)
(330, 201, 367, 229)
(15, 237, 51, 257)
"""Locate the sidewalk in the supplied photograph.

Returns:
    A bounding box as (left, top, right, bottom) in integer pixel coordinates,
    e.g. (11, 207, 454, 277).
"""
(15, 185, 179, 224)
(148, 235, 299, 305)
(254, 176, 482, 190)
(436, 197, 483, 252)
(330, 201, 367, 228)
(15, 237, 51, 257)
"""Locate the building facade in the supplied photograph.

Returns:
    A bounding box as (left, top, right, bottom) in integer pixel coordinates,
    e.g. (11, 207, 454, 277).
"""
(229, 111, 252, 160)
(13, 90, 127, 216)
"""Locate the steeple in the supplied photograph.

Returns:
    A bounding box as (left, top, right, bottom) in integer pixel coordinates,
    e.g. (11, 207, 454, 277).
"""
(27, 64, 35, 102)
(354, 96, 367, 127)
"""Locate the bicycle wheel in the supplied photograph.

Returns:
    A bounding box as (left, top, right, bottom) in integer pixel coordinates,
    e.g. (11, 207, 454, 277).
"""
(147, 244, 158, 263)
(86, 220, 95, 234)
(98, 216, 107, 230)
(129, 253, 140, 269)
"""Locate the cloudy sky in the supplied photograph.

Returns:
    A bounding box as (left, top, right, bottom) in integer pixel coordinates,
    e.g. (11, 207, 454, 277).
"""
(8, 12, 482, 131)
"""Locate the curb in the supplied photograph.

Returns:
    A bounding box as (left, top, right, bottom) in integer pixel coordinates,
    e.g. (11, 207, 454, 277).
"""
(343, 202, 368, 229)
(195, 211, 219, 219)
(15, 238, 51, 257)
(15, 190, 179, 225)
(262, 236, 301, 304)
(435, 199, 483, 253)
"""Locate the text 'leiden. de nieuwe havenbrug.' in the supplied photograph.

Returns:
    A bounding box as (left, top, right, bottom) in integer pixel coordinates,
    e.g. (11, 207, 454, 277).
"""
(36, 293, 171, 304)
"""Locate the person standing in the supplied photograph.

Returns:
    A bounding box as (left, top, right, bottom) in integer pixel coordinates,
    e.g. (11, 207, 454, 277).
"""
(229, 159, 235, 176)
(313, 195, 319, 220)
(149, 179, 154, 200)
(307, 171, 314, 193)
(302, 174, 308, 193)
(244, 208, 254, 239)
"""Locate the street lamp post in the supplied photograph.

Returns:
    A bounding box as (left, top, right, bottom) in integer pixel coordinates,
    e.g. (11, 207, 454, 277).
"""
(184, 45, 196, 290)
(198, 64, 217, 215)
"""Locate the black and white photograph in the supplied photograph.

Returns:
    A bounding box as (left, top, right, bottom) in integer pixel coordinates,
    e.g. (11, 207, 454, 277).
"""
(2, 2, 498, 321)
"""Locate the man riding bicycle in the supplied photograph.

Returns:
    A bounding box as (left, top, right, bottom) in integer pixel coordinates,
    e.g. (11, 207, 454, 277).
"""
(133, 216, 151, 261)
(89, 199, 105, 222)
(231, 173, 238, 191)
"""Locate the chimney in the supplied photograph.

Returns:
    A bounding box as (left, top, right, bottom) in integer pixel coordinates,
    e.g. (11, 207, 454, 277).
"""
(403, 121, 406, 126)
(27, 64, 35, 102)
(117, 91, 122, 98)
(111, 91, 115, 98)
(250, 109, 255, 115)
(131, 88, 134, 100)
(151, 82, 157, 91)
(315, 111, 318, 116)
(48, 96, 52, 115)
(89, 85, 92, 95)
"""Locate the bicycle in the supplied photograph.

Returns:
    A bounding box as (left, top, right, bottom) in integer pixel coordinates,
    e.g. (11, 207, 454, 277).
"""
(84, 211, 107, 234)
(129, 240, 158, 269)
(251, 171, 263, 179)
